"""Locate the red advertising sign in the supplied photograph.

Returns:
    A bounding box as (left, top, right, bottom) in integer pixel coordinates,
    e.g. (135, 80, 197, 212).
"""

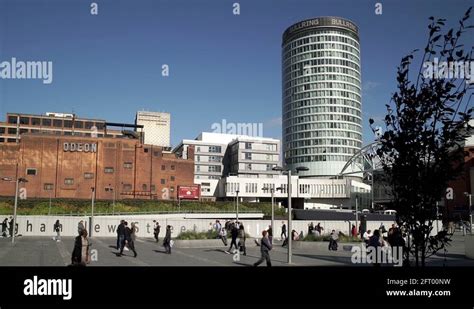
(178, 185, 201, 200)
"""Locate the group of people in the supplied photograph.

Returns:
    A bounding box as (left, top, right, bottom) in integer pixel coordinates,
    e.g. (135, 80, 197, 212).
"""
(1, 217, 16, 238)
(211, 219, 274, 266)
(363, 223, 406, 248)
(213, 220, 247, 255)
(307, 222, 324, 236)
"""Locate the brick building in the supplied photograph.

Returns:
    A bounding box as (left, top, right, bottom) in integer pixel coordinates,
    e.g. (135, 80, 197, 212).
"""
(0, 134, 195, 200)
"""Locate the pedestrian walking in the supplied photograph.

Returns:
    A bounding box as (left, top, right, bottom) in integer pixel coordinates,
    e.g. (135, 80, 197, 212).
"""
(53, 220, 61, 242)
(78, 220, 85, 236)
(153, 220, 161, 243)
(163, 225, 172, 254)
(8, 216, 14, 237)
(254, 230, 272, 267)
(238, 223, 246, 256)
(118, 221, 137, 257)
(268, 225, 273, 244)
(226, 223, 239, 254)
(219, 225, 228, 246)
(71, 229, 90, 266)
(281, 221, 287, 240)
(117, 220, 125, 250)
(328, 230, 338, 251)
(2, 218, 8, 237)
(351, 224, 357, 237)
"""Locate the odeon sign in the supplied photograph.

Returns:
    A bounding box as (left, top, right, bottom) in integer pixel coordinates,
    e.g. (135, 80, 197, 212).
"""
(63, 142, 97, 153)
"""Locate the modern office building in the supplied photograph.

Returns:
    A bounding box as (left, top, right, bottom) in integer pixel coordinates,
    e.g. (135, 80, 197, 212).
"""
(0, 112, 135, 143)
(220, 175, 371, 209)
(135, 111, 171, 148)
(282, 17, 363, 177)
(173, 132, 281, 199)
(227, 137, 280, 178)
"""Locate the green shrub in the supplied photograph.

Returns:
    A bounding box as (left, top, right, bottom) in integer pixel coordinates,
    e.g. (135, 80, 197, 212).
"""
(302, 233, 362, 242)
(176, 230, 219, 240)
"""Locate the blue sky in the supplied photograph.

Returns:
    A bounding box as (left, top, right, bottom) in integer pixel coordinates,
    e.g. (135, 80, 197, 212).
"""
(0, 0, 472, 146)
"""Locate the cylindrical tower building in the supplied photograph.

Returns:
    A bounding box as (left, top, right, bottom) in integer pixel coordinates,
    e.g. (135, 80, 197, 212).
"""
(282, 17, 362, 177)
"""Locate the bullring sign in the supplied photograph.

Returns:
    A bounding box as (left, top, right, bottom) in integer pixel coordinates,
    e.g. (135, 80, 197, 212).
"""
(63, 142, 97, 153)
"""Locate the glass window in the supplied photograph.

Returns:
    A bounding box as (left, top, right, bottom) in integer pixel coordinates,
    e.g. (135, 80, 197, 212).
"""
(170, 176, 175, 181)
(8, 116, 17, 124)
(161, 165, 165, 170)
(0, 127, 4, 134)
(142, 184, 147, 191)
(74, 121, 83, 129)
(104, 167, 114, 173)
(19, 117, 29, 125)
(53, 119, 63, 127)
(64, 178, 74, 185)
(171, 165, 175, 170)
(64, 120, 73, 128)
(7, 128, 16, 134)
(31, 118, 41, 126)
(19, 128, 28, 134)
(150, 185, 156, 192)
(123, 162, 133, 169)
(84, 173, 94, 179)
(161, 179, 166, 184)
(26, 168, 37, 176)
(7, 138, 16, 143)
(44, 183, 54, 190)
(85, 122, 94, 129)
(41, 118, 51, 126)
(123, 184, 132, 191)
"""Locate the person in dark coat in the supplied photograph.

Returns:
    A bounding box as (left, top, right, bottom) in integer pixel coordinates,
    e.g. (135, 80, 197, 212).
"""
(237, 224, 247, 256)
(153, 221, 161, 243)
(71, 229, 90, 266)
(1, 218, 8, 237)
(226, 223, 239, 254)
(254, 230, 272, 267)
(116, 220, 125, 250)
(268, 225, 273, 244)
(118, 221, 137, 257)
(281, 221, 287, 240)
(163, 225, 172, 254)
(8, 217, 14, 237)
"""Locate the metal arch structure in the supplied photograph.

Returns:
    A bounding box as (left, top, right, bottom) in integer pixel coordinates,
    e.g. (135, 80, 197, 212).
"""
(338, 141, 383, 177)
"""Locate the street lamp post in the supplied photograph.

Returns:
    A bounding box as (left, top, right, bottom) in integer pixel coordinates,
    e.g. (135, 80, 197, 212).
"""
(272, 165, 308, 264)
(262, 186, 283, 243)
(236, 190, 240, 221)
(355, 195, 359, 237)
(90, 187, 95, 237)
(2, 177, 27, 244)
(48, 189, 52, 216)
(464, 192, 472, 234)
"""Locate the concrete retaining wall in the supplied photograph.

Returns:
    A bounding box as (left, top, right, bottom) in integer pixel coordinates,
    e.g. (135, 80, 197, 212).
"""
(6, 215, 397, 238)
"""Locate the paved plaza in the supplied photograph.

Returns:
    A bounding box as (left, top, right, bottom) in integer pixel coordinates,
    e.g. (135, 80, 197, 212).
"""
(0, 232, 473, 267)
